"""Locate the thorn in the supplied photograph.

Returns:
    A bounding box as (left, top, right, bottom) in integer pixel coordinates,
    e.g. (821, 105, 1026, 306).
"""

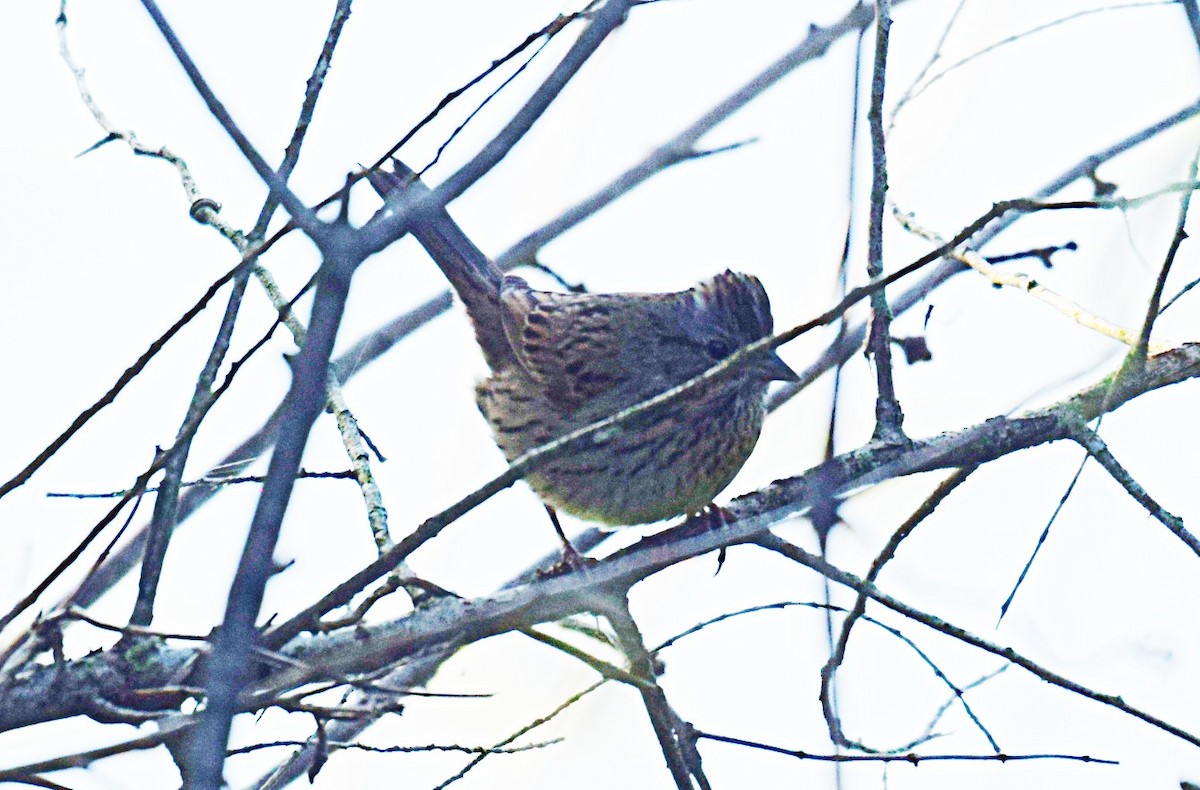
(75, 132, 121, 158)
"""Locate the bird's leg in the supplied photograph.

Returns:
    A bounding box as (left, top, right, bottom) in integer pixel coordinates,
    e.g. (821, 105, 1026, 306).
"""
(545, 505, 589, 569)
(690, 503, 734, 574)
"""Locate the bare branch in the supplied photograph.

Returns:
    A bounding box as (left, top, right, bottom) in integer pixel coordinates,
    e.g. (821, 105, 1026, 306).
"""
(358, 0, 635, 255)
(1181, 0, 1200, 55)
(239, 346, 1200, 712)
(136, 1, 323, 236)
(694, 731, 1116, 765)
(1071, 425, 1193, 552)
(1130, 148, 1198, 366)
(757, 532, 1200, 751)
(0, 263, 242, 503)
(768, 96, 1200, 411)
(607, 604, 705, 790)
(822, 468, 978, 752)
(49, 24, 1200, 639)
(865, 0, 905, 442)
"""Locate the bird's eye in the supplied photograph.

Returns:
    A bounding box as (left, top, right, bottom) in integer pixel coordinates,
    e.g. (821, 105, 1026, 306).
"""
(705, 338, 734, 359)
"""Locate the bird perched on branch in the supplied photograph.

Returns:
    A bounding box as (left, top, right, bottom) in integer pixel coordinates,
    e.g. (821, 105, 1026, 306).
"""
(368, 161, 797, 530)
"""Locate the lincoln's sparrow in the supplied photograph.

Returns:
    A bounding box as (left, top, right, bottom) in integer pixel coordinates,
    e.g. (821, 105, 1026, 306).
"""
(370, 162, 797, 526)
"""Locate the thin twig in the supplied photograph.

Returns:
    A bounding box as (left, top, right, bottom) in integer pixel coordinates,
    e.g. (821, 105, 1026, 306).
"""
(892, 201, 1177, 353)
(997, 447, 1089, 624)
(1130, 148, 1198, 367)
(695, 730, 1116, 765)
(1071, 425, 1195, 553)
(46, 470, 356, 499)
(817, 26, 869, 785)
(430, 680, 605, 789)
(368, 3, 599, 173)
(55, 2, 240, 241)
(0, 262, 242, 503)
(416, 28, 559, 178)
(655, 600, 1001, 753)
(227, 739, 560, 757)
(768, 97, 1200, 412)
(137, 0, 322, 236)
(244, 544, 614, 788)
(890, 2, 1175, 132)
(921, 665, 1010, 739)
(12, 0, 354, 635)
(495, 1, 882, 270)
(1179, 0, 1200, 56)
(191, 233, 362, 785)
(0, 267, 304, 651)
(865, 0, 905, 442)
(607, 604, 705, 790)
(756, 532, 1200, 750)
(821, 468, 977, 752)
(357, 0, 635, 255)
(886, 0, 968, 135)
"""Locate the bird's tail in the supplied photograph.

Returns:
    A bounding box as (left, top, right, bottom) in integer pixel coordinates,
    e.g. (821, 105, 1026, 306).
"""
(366, 160, 515, 370)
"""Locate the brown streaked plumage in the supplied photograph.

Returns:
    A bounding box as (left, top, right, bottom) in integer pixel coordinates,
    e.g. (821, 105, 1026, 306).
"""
(370, 162, 797, 526)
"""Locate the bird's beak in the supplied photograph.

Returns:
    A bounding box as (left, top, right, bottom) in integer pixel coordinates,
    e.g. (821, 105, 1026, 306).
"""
(759, 350, 800, 383)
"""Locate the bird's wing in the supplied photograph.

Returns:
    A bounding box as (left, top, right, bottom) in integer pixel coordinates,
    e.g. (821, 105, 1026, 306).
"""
(498, 278, 627, 409)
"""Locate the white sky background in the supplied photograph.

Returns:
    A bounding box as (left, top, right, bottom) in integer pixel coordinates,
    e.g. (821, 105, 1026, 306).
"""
(1, 0, 1199, 788)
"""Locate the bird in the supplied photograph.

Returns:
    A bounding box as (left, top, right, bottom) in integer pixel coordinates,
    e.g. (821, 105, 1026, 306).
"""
(368, 161, 798, 529)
